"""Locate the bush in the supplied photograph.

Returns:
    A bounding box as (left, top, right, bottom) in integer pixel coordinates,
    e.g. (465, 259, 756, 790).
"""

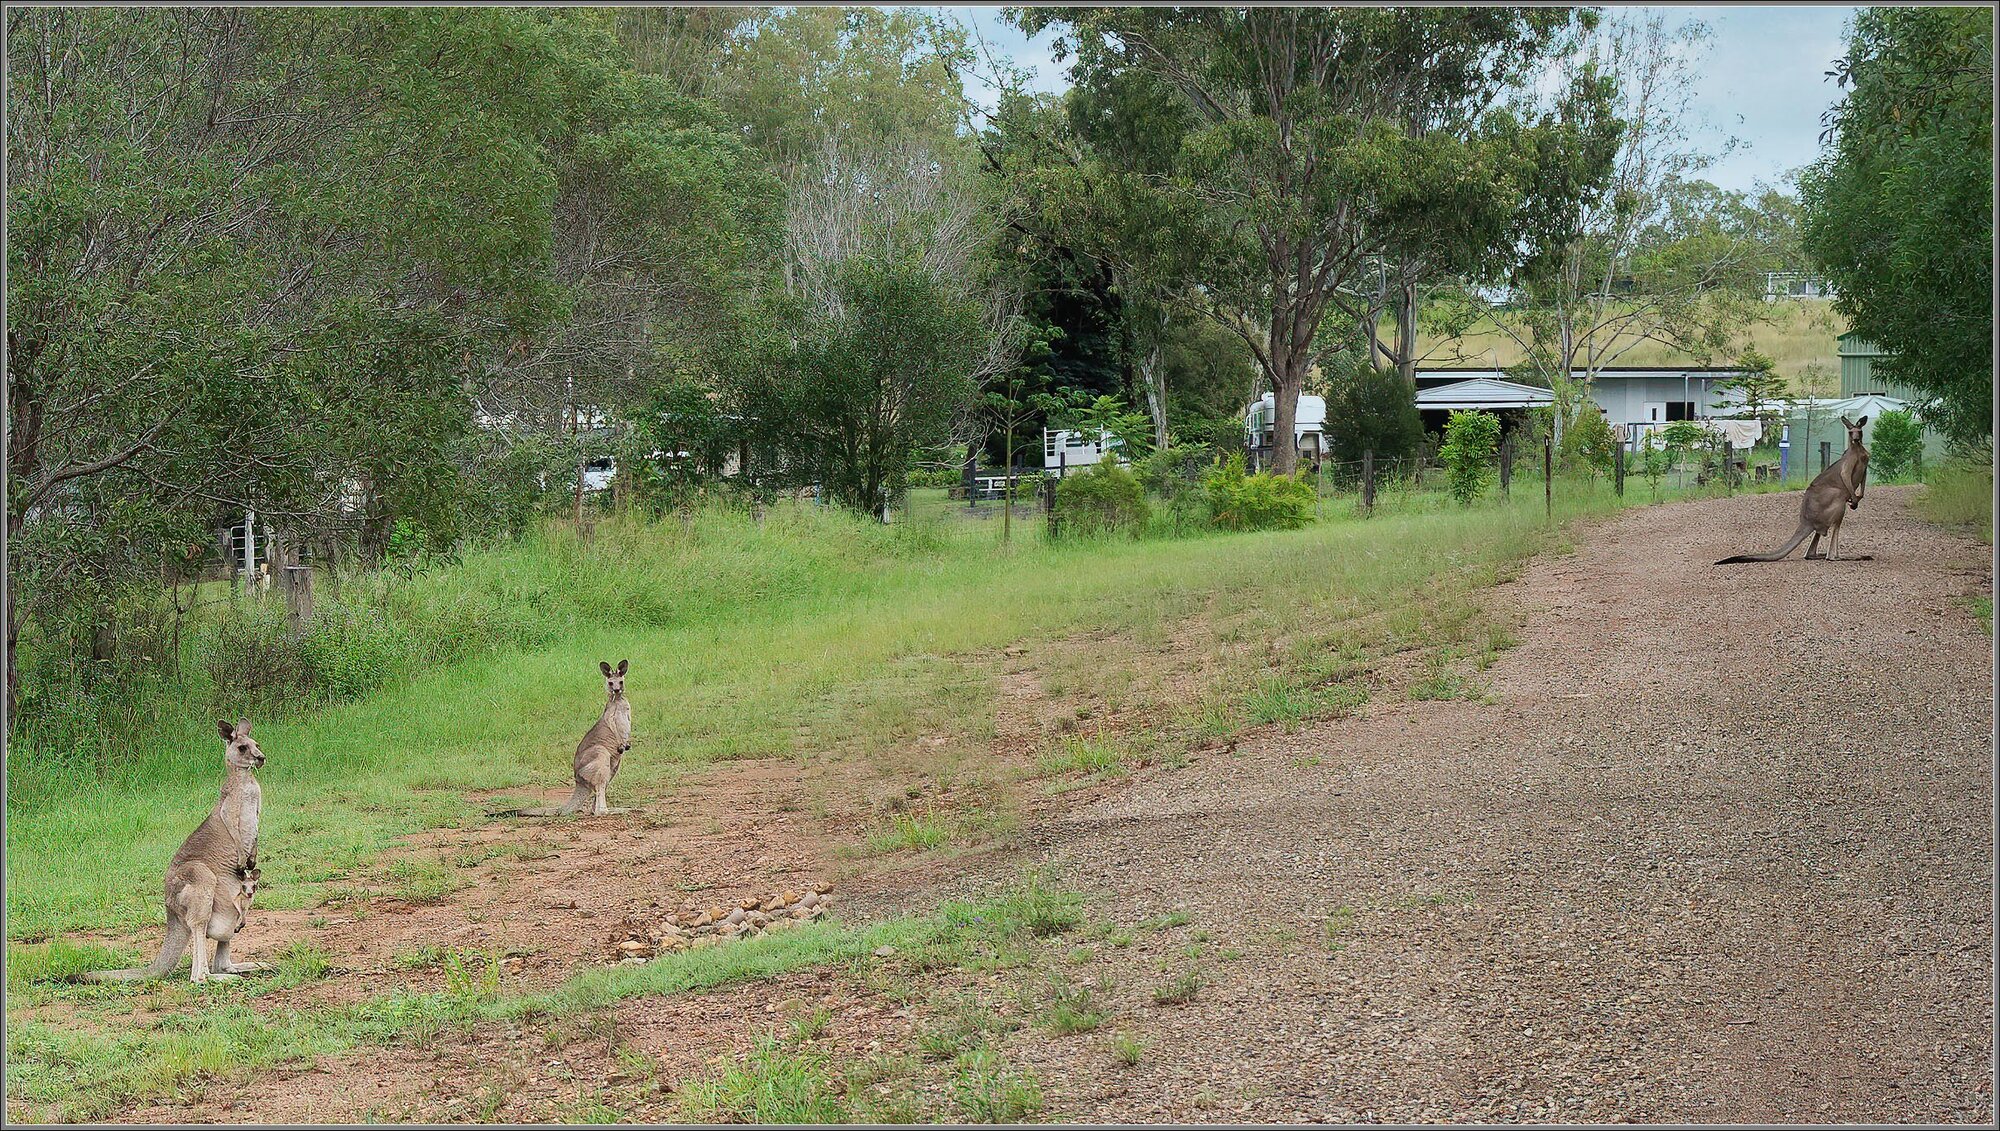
(1203, 453, 1316, 532)
(1055, 461, 1149, 538)
(1439, 410, 1502, 504)
(1869, 410, 1924, 479)
(1325, 359, 1424, 465)
(1559, 409, 1617, 477)
(1134, 444, 1215, 536)
(906, 467, 963, 490)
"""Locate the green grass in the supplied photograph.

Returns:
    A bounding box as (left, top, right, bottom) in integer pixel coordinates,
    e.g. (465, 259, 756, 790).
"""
(8, 485, 1624, 945)
(8, 473, 1639, 1120)
(1916, 459, 1994, 544)
(4, 881, 1074, 1123)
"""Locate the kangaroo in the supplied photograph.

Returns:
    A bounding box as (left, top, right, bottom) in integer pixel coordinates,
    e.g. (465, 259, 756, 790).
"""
(493, 660, 632, 817)
(83, 720, 273, 983)
(1716, 415, 1872, 564)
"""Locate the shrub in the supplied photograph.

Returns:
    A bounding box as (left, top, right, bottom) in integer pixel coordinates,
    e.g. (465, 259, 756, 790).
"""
(1559, 409, 1616, 477)
(1439, 410, 1502, 504)
(1134, 444, 1215, 535)
(906, 467, 964, 490)
(1203, 453, 1316, 531)
(1869, 410, 1924, 479)
(1055, 461, 1149, 538)
(1325, 359, 1424, 465)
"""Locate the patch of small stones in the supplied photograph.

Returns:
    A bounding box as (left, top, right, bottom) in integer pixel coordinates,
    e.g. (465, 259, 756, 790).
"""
(607, 882, 835, 963)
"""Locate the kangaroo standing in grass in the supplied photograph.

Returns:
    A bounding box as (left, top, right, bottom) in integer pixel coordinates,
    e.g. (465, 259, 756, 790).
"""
(495, 660, 632, 817)
(1716, 416, 1873, 564)
(83, 720, 272, 983)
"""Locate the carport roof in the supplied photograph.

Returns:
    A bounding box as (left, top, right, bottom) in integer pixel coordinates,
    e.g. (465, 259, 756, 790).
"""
(1414, 377, 1556, 411)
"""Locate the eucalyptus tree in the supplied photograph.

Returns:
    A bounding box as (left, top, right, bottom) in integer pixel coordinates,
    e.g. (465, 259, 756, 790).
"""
(1801, 5, 1993, 445)
(3, 6, 770, 725)
(1020, 6, 1600, 474)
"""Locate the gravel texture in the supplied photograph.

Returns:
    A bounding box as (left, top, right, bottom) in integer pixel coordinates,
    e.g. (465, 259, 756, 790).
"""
(996, 484, 1994, 1124)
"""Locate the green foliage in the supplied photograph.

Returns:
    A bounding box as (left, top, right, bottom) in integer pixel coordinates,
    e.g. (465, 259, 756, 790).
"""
(1326, 360, 1425, 465)
(1801, 6, 1993, 444)
(1559, 409, 1617, 477)
(1439, 411, 1502, 504)
(1713, 348, 1789, 433)
(1133, 443, 1217, 535)
(1023, 6, 1604, 473)
(740, 259, 985, 516)
(906, 468, 964, 490)
(1055, 461, 1150, 539)
(1202, 454, 1316, 532)
(1657, 421, 1714, 454)
(1868, 410, 1925, 480)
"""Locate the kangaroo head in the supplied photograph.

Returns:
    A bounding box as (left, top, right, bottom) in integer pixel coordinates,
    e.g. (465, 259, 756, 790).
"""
(1841, 415, 1868, 446)
(217, 718, 264, 770)
(239, 861, 261, 902)
(599, 659, 628, 700)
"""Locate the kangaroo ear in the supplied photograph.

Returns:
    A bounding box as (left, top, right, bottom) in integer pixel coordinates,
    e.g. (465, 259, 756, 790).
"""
(218, 719, 235, 741)
(1840, 416, 1853, 428)
(600, 661, 613, 677)
(616, 659, 628, 675)
(1856, 415, 1868, 427)
(233, 719, 252, 737)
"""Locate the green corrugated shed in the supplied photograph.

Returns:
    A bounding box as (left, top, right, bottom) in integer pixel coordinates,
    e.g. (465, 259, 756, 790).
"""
(1831, 332, 1947, 465)
(1836, 331, 1927, 402)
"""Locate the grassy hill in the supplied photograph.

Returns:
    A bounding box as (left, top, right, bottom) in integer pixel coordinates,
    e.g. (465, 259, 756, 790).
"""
(1413, 299, 1847, 392)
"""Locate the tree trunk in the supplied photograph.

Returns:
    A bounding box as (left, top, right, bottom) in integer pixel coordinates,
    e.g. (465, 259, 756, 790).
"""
(1002, 427, 1014, 544)
(1394, 279, 1419, 386)
(1138, 337, 1168, 450)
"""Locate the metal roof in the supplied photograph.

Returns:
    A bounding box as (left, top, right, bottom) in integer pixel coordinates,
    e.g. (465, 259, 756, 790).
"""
(1414, 377, 1556, 410)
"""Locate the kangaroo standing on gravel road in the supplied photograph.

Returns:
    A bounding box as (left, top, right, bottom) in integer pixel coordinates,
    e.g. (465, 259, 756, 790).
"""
(1716, 415, 1872, 564)
(83, 720, 272, 983)
(494, 660, 632, 817)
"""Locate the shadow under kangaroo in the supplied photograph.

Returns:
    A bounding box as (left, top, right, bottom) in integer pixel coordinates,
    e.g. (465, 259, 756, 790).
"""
(491, 660, 633, 818)
(82, 720, 270, 983)
(1716, 416, 1874, 564)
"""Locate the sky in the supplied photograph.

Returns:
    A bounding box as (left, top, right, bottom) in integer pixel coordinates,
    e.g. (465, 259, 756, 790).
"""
(933, 4, 1861, 197)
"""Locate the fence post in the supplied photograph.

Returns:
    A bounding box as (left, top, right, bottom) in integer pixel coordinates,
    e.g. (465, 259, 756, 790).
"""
(1043, 471, 1059, 539)
(1499, 437, 1514, 498)
(283, 563, 313, 636)
(1543, 437, 1553, 519)
(1361, 450, 1376, 514)
(1614, 439, 1626, 497)
(1819, 441, 1830, 474)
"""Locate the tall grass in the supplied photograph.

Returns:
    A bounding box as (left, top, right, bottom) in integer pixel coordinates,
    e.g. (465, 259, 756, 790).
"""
(1915, 458, 1994, 544)
(6, 482, 1624, 941)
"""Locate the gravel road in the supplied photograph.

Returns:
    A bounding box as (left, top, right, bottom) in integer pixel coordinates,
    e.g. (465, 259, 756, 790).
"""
(1009, 485, 1994, 1124)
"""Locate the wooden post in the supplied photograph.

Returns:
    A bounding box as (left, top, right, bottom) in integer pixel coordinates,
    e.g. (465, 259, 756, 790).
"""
(1819, 441, 1830, 474)
(1614, 439, 1626, 497)
(1361, 450, 1376, 513)
(283, 563, 313, 636)
(1499, 437, 1514, 498)
(1043, 472, 1060, 538)
(1543, 437, 1553, 519)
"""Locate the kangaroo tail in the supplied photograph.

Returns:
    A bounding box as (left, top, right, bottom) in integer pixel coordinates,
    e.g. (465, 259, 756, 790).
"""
(80, 919, 190, 982)
(1716, 523, 1813, 565)
(489, 783, 593, 819)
